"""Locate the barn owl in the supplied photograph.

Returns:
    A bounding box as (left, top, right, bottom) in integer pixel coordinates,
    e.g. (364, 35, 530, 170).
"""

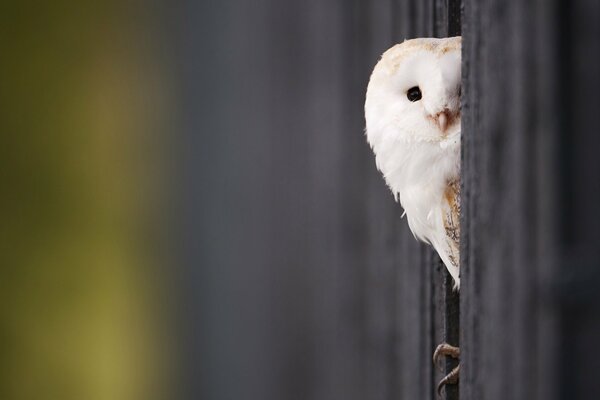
(364, 37, 462, 393)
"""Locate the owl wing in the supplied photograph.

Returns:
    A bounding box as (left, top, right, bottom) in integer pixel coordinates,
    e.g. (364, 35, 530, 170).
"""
(440, 179, 460, 285)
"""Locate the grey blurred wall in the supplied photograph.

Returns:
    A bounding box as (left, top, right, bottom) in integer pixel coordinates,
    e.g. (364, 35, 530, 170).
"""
(169, 1, 452, 399)
(169, 1, 600, 400)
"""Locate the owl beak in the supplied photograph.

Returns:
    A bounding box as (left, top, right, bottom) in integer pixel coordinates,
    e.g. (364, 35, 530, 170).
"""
(437, 112, 449, 132)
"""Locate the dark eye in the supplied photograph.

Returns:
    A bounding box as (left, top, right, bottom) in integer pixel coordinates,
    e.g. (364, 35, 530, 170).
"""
(407, 86, 422, 102)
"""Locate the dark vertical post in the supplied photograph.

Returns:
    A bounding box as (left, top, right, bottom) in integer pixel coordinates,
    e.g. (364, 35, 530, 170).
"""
(556, 0, 600, 399)
(432, 2, 462, 400)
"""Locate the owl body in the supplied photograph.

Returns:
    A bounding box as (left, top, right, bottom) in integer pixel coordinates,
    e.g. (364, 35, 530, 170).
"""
(365, 37, 461, 286)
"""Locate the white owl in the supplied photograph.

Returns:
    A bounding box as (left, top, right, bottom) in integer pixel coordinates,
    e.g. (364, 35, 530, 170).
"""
(364, 37, 461, 287)
(364, 37, 462, 393)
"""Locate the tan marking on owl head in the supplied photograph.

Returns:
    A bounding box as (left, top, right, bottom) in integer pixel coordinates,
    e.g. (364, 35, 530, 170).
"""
(375, 37, 461, 75)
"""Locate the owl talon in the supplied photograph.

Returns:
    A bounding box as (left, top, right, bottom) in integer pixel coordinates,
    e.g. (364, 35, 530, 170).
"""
(432, 343, 460, 370)
(432, 343, 460, 396)
(437, 364, 460, 397)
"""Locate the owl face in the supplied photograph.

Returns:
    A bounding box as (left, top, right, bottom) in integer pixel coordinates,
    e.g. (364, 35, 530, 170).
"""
(365, 38, 461, 146)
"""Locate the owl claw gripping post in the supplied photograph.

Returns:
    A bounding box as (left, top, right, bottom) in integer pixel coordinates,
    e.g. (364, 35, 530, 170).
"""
(364, 37, 462, 394)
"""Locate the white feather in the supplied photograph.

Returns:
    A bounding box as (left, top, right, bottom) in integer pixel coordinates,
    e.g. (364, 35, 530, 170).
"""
(365, 37, 462, 287)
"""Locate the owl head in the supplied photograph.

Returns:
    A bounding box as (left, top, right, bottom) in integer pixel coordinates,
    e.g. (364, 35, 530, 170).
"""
(364, 37, 461, 196)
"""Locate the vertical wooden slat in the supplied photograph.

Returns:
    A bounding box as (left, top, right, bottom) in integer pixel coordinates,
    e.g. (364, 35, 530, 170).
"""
(461, 0, 536, 398)
(459, 0, 479, 398)
(461, 0, 600, 399)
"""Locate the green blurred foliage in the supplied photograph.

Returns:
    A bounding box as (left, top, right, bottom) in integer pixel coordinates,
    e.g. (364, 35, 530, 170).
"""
(0, 2, 172, 399)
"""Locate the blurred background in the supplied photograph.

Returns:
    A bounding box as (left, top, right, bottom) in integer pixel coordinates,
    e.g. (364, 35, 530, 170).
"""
(1, 1, 173, 399)
(2, 1, 599, 400)
(2, 1, 408, 399)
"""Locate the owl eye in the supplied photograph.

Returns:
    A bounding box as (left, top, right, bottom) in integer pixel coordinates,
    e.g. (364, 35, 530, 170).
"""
(406, 86, 422, 102)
